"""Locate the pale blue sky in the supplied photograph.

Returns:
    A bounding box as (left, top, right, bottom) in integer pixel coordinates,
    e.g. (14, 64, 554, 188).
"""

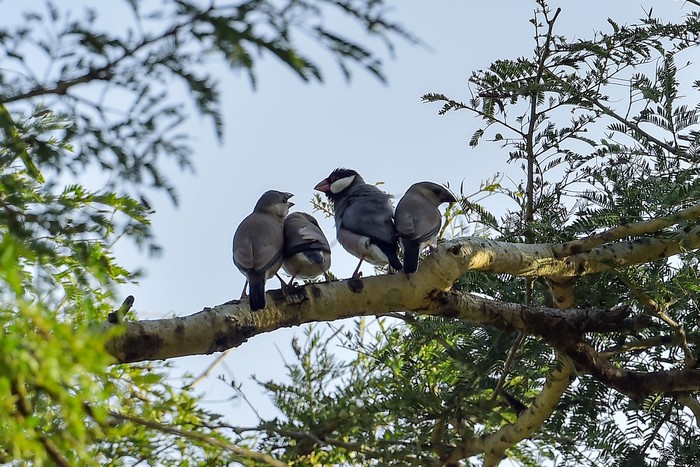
(3, 0, 695, 447)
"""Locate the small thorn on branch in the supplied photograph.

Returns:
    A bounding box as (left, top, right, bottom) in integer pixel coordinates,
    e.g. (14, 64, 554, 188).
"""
(108, 295, 135, 324)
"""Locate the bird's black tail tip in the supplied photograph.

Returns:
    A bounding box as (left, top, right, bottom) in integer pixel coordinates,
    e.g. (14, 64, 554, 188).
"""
(248, 277, 266, 311)
(402, 245, 419, 274)
(388, 253, 403, 272)
(306, 251, 326, 265)
(376, 241, 403, 272)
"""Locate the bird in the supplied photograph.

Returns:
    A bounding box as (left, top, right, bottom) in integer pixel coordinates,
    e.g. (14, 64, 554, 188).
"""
(314, 168, 402, 278)
(282, 212, 332, 284)
(394, 181, 457, 274)
(232, 190, 294, 311)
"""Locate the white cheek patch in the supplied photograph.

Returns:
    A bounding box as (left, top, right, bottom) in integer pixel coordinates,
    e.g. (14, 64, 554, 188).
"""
(330, 175, 355, 194)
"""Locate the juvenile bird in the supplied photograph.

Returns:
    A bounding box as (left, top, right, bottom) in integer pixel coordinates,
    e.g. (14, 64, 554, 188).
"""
(232, 190, 294, 310)
(282, 212, 332, 284)
(314, 168, 402, 278)
(394, 181, 456, 274)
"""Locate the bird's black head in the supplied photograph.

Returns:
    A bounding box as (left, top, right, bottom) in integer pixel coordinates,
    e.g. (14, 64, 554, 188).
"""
(314, 168, 363, 200)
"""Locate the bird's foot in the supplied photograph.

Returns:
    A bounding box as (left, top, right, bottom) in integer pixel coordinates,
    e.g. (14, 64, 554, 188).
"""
(284, 281, 301, 294)
(277, 274, 288, 287)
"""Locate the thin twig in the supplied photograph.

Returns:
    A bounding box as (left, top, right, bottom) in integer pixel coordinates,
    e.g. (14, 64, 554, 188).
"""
(110, 411, 286, 467)
(1, 22, 187, 105)
(639, 403, 674, 456)
(600, 334, 700, 358)
(108, 295, 135, 324)
(676, 394, 700, 429)
(274, 427, 424, 466)
(11, 377, 71, 467)
(221, 359, 264, 422)
(183, 349, 232, 389)
(617, 273, 695, 367)
(493, 332, 526, 401)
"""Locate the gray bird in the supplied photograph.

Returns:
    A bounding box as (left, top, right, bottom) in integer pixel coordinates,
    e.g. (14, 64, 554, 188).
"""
(282, 212, 332, 284)
(232, 190, 294, 311)
(394, 182, 456, 274)
(314, 168, 402, 278)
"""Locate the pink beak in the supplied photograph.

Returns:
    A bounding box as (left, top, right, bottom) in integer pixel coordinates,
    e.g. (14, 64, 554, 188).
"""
(314, 179, 331, 193)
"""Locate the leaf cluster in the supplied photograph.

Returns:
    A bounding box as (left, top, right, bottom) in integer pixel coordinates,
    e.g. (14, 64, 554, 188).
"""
(0, 0, 414, 201)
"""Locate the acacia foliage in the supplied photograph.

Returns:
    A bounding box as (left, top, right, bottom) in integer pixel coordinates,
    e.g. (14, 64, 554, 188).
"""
(0, 0, 414, 201)
(4, 0, 700, 466)
(0, 1, 409, 464)
(250, 2, 700, 465)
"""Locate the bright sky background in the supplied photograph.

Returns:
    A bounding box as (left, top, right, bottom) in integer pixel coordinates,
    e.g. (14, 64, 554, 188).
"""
(4, 0, 696, 445)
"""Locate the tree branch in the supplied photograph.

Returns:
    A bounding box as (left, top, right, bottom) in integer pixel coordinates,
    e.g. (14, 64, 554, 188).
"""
(554, 203, 700, 257)
(105, 270, 650, 364)
(599, 334, 700, 358)
(0, 23, 185, 105)
(109, 411, 286, 467)
(443, 354, 575, 465)
(560, 225, 700, 276)
(104, 231, 700, 400)
(427, 292, 650, 337)
(0, 67, 113, 104)
(552, 338, 700, 403)
(107, 232, 686, 363)
(525, 6, 562, 228)
(676, 394, 700, 429)
(542, 66, 684, 156)
(10, 377, 71, 467)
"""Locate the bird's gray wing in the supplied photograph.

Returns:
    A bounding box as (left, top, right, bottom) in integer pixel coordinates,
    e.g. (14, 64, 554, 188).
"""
(233, 213, 284, 274)
(337, 184, 396, 245)
(284, 214, 331, 254)
(298, 225, 330, 247)
(395, 194, 441, 243)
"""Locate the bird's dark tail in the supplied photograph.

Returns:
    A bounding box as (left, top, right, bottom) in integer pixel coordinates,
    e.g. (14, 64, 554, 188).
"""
(248, 273, 267, 311)
(377, 241, 403, 271)
(402, 242, 420, 274)
(305, 251, 326, 264)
